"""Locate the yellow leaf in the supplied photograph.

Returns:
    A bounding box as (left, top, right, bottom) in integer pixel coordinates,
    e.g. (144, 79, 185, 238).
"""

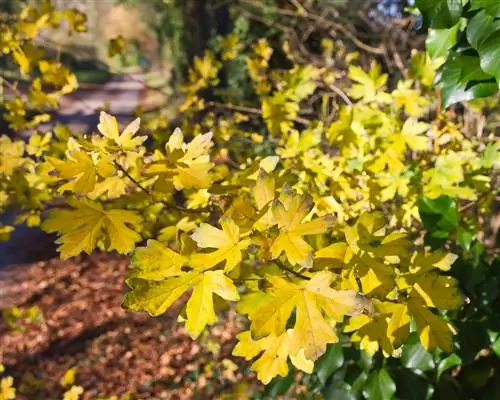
(124, 269, 239, 337)
(26, 132, 52, 157)
(42, 199, 142, 258)
(0, 136, 25, 175)
(97, 111, 146, 150)
(130, 240, 186, 280)
(315, 242, 347, 260)
(240, 271, 357, 363)
(49, 151, 99, 194)
(185, 270, 239, 338)
(233, 331, 291, 384)
(60, 367, 77, 388)
(408, 299, 456, 352)
(108, 35, 126, 57)
(123, 271, 199, 316)
(191, 217, 250, 272)
(62, 385, 84, 400)
(0, 376, 16, 400)
(271, 192, 332, 267)
(409, 272, 462, 310)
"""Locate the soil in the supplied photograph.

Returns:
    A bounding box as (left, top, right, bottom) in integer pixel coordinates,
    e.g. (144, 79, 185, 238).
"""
(0, 253, 259, 399)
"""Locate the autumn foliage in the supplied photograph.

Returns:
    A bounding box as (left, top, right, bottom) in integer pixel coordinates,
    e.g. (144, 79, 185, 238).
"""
(1, 1, 499, 398)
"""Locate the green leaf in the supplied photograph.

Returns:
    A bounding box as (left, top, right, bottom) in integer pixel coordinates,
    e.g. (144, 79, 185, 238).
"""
(437, 354, 462, 379)
(457, 230, 474, 251)
(401, 333, 435, 372)
(393, 369, 433, 400)
(362, 369, 396, 400)
(470, 0, 500, 17)
(264, 367, 295, 397)
(315, 343, 344, 385)
(437, 52, 497, 108)
(478, 31, 500, 87)
(492, 336, 500, 357)
(466, 10, 500, 49)
(426, 24, 459, 59)
(322, 381, 356, 400)
(416, 0, 463, 29)
(418, 196, 459, 233)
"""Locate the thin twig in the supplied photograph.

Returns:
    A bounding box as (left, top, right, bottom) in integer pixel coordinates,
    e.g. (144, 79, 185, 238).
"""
(275, 259, 310, 280)
(207, 101, 311, 125)
(326, 83, 352, 105)
(114, 161, 212, 214)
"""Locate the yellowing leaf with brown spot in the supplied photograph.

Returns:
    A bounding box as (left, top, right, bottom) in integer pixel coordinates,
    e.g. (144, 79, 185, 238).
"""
(240, 271, 357, 363)
(130, 240, 186, 280)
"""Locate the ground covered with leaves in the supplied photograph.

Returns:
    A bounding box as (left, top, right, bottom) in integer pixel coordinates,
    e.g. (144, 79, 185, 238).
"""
(0, 254, 257, 399)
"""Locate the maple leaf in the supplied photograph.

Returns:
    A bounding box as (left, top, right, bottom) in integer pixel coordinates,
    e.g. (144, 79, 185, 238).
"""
(185, 270, 240, 338)
(48, 151, 99, 194)
(407, 298, 456, 352)
(239, 271, 357, 362)
(233, 331, 313, 384)
(341, 212, 405, 295)
(42, 199, 142, 258)
(60, 367, 77, 388)
(148, 128, 214, 191)
(130, 239, 186, 280)
(0, 376, 16, 400)
(392, 118, 430, 153)
(409, 272, 463, 310)
(190, 217, 250, 272)
(123, 270, 239, 338)
(348, 61, 391, 103)
(252, 171, 276, 231)
(97, 111, 146, 150)
(0, 136, 25, 175)
(270, 191, 333, 268)
(344, 313, 396, 356)
(392, 80, 429, 117)
(62, 385, 84, 400)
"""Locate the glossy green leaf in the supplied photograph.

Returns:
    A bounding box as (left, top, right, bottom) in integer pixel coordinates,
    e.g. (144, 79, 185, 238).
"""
(478, 31, 500, 87)
(393, 369, 434, 400)
(315, 343, 344, 385)
(322, 381, 356, 400)
(416, 0, 463, 29)
(418, 195, 459, 233)
(401, 333, 435, 372)
(470, 0, 500, 17)
(437, 53, 497, 108)
(492, 336, 500, 357)
(437, 353, 462, 379)
(457, 230, 474, 251)
(426, 24, 459, 59)
(466, 10, 500, 49)
(362, 369, 396, 400)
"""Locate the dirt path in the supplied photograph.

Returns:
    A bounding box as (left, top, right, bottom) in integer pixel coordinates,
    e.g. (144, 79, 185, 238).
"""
(0, 74, 146, 268)
(43, 73, 146, 133)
